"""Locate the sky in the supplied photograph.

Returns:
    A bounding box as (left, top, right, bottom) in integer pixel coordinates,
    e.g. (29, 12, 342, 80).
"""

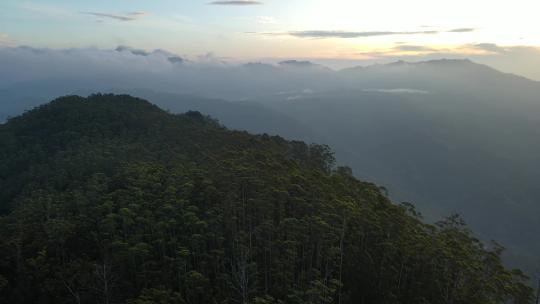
(1, 0, 540, 78)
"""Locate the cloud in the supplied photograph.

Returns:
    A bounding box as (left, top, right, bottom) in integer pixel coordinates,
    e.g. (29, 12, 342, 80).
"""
(284, 30, 439, 39)
(448, 28, 476, 33)
(363, 88, 430, 94)
(80, 11, 148, 22)
(209, 1, 263, 5)
(0, 46, 344, 115)
(394, 45, 438, 52)
(0, 46, 203, 97)
(0, 33, 16, 47)
(356, 43, 480, 59)
(115, 45, 185, 64)
(263, 28, 476, 39)
(1, 45, 540, 115)
(286, 95, 304, 101)
(469, 43, 507, 53)
(116, 45, 150, 56)
(167, 56, 185, 64)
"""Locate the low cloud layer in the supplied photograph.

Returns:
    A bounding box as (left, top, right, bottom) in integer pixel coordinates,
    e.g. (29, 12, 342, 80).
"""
(80, 11, 148, 21)
(0, 46, 340, 104)
(115, 45, 185, 63)
(363, 88, 430, 94)
(0, 43, 539, 108)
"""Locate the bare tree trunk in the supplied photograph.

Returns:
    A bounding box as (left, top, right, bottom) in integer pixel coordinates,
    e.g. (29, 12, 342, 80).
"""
(338, 217, 346, 304)
(233, 247, 250, 304)
(95, 260, 114, 304)
(62, 278, 82, 304)
(536, 278, 540, 304)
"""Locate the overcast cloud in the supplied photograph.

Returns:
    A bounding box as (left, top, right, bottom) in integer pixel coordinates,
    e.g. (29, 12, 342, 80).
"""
(80, 11, 148, 21)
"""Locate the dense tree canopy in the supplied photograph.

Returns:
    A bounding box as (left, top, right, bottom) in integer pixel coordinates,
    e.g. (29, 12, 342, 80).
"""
(0, 94, 533, 304)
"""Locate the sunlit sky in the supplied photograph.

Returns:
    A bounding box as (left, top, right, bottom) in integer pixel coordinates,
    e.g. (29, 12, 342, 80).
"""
(1, 0, 540, 75)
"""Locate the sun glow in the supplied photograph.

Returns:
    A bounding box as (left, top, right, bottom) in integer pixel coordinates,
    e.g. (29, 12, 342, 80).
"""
(276, 0, 540, 46)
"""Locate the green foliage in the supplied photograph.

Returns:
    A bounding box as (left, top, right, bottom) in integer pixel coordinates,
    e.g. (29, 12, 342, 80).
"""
(127, 288, 184, 304)
(0, 94, 533, 304)
(0, 275, 7, 291)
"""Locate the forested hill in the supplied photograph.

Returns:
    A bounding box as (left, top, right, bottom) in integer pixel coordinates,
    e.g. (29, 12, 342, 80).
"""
(0, 94, 533, 304)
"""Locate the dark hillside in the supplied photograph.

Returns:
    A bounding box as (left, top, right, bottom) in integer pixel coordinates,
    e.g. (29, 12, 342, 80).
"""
(0, 94, 532, 304)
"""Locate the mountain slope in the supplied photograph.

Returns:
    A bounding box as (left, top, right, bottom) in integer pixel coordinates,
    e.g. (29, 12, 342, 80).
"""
(258, 60, 540, 273)
(264, 63, 540, 273)
(2, 57, 540, 276)
(0, 94, 532, 304)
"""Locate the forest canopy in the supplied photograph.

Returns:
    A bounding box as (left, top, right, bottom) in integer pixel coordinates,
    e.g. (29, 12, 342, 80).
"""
(0, 94, 533, 304)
